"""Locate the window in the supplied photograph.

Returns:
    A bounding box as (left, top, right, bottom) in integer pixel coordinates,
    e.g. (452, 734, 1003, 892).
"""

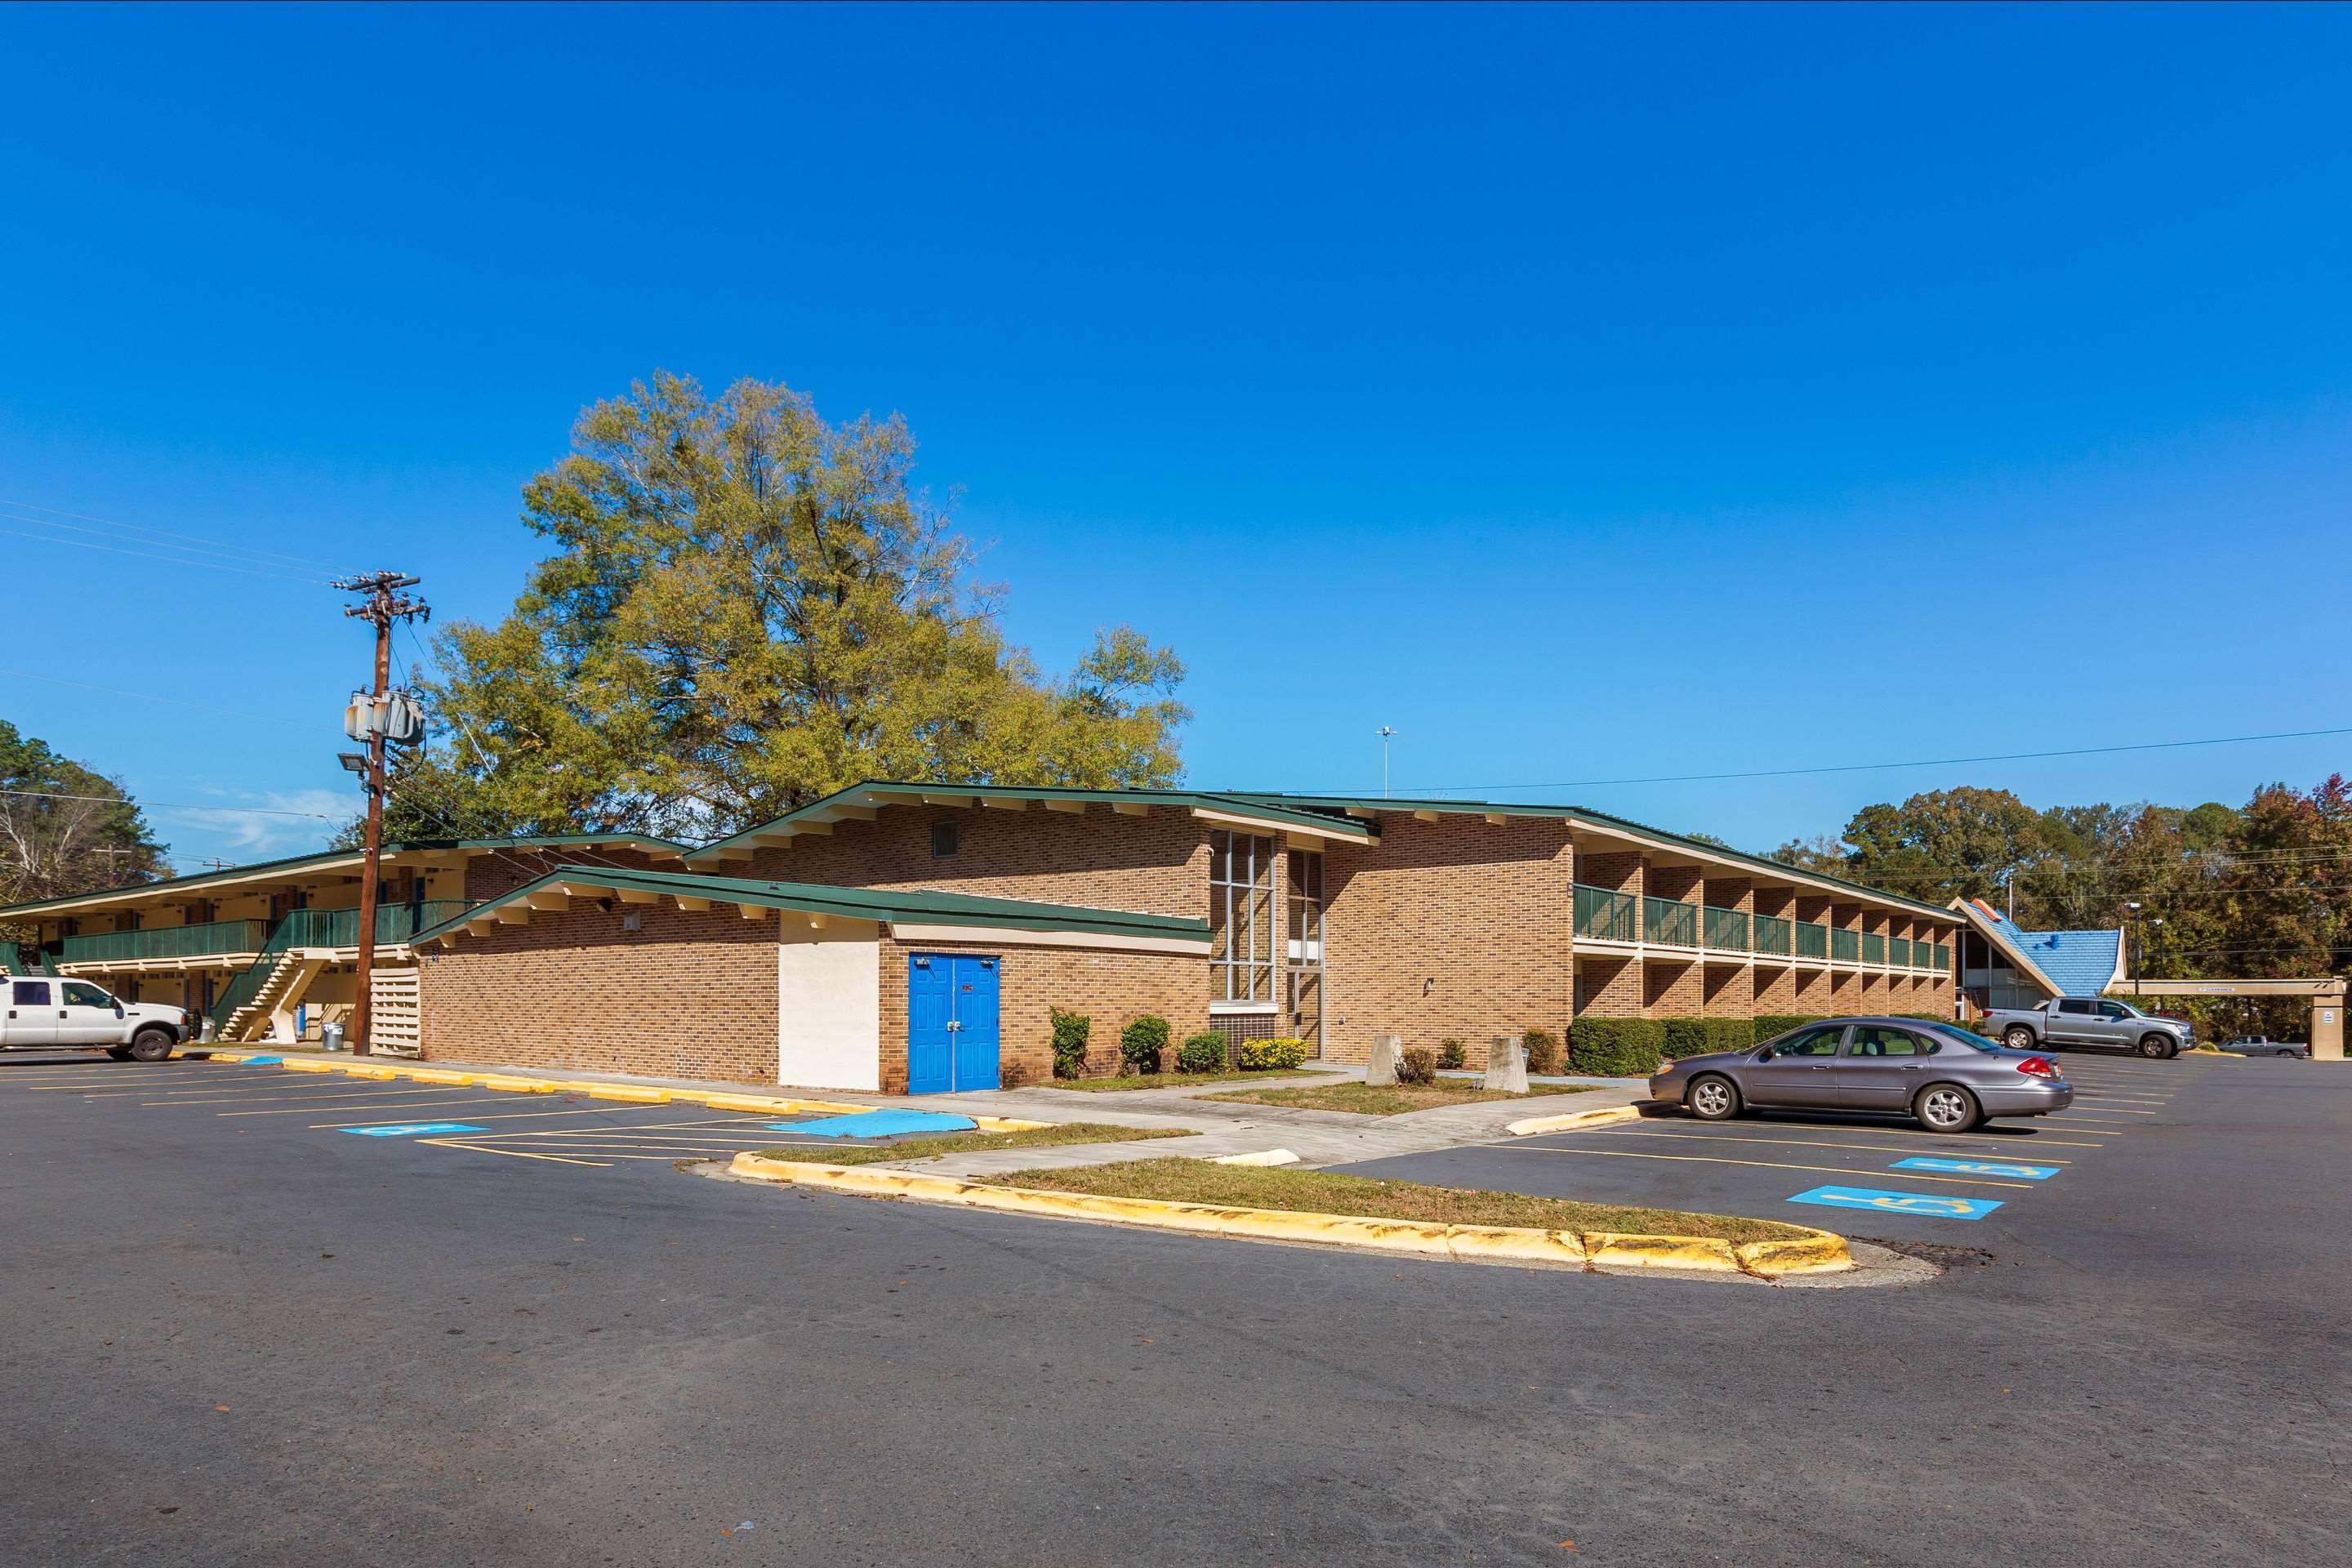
(62, 982, 114, 1009)
(1847, 1026, 1925, 1058)
(1775, 1026, 1846, 1057)
(931, 819, 960, 859)
(2096, 1000, 2131, 1019)
(11, 981, 51, 1007)
(2057, 999, 2095, 1015)
(1209, 830, 1276, 1004)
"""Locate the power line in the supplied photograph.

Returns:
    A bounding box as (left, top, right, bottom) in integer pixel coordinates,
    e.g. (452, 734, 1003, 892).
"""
(0, 786, 338, 820)
(1294, 723, 2352, 798)
(0, 507, 339, 579)
(0, 523, 328, 584)
(0, 667, 320, 730)
(0, 497, 346, 571)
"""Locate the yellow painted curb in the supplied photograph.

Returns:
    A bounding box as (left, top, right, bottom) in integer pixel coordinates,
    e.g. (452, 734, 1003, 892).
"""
(587, 1084, 671, 1104)
(690, 1092, 878, 1116)
(278, 1058, 336, 1074)
(340, 1064, 401, 1080)
(1506, 1104, 1642, 1138)
(969, 1116, 1054, 1134)
(407, 1068, 474, 1086)
(724, 1156, 1845, 1277)
(1211, 1147, 1302, 1167)
(475, 1074, 560, 1094)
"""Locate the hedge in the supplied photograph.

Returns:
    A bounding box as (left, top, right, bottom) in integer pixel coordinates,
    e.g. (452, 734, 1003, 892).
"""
(1120, 1015, 1171, 1075)
(1238, 1036, 1311, 1071)
(1176, 1031, 1229, 1074)
(1570, 1017, 1665, 1076)
(1049, 1007, 1092, 1080)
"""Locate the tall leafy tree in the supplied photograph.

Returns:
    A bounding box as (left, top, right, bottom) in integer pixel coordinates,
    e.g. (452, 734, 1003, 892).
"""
(0, 719, 167, 909)
(412, 373, 1189, 840)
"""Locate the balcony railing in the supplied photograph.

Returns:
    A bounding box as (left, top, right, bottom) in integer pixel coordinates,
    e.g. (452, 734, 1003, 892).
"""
(207, 901, 473, 1028)
(1644, 896, 1699, 948)
(1702, 906, 1748, 953)
(1794, 920, 1828, 959)
(1890, 937, 1911, 968)
(1861, 932, 1886, 964)
(1752, 914, 1792, 956)
(1933, 942, 1950, 971)
(1831, 927, 1860, 962)
(1573, 884, 1638, 943)
(60, 917, 270, 965)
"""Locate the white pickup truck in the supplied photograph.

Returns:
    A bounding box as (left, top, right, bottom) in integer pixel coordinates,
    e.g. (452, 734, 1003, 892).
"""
(2, 976, 188, 1061)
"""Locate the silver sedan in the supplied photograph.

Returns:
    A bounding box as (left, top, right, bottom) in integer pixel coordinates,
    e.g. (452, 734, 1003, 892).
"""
(1647, 1018, 2074, 1134)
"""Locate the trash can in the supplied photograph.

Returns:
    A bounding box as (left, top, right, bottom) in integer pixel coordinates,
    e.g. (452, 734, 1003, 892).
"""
(198, 1017, 217, 1044)
(322, 1022, 346, 1053)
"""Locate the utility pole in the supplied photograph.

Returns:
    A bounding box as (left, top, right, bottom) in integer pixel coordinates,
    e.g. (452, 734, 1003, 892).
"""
(332, 572, 428, 1055)
(1377, 726, 1397, 799)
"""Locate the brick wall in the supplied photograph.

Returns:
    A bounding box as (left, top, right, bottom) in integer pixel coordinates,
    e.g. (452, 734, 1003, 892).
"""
(1793, 967, 1832, 1011)
(1753, 964, 1797, 1012)
(1320, 813, 1575, 1068)
(1575, 956, 1642, 1017)
(1701, 960, 1751, 1018)
(1646, 957, 1704, 1014)
(1577, 850, 1642, 896)
(875, 936, 1200, 1090)
(418, 896, 782, 1082)
(732, 804, 1209, 920)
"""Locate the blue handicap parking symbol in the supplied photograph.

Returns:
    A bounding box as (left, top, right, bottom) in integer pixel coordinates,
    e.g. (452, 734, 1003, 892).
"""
(339, 1122, 486, 1138)
(1787, 1185, 2003, 1221)
(1891, 1156, 2058, 1180)
(764, 1109, 978, 1138)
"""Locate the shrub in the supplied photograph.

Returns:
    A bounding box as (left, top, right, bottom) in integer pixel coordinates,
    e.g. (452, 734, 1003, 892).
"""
(1660, 1017, 1708, 1060)
(1238, 1036, 1311, 1071)
(1176, 1031, 1229, 1074)
(1120, 1015, 1171, 1075)
(1049, 1007, 1092, 1080)
(1570, 1017, 1665, 1076)
(1703, 1018, 1754, 1054)
(1436, 1038, 1466, 1070)
(1750, 1013, 1821, 1044)
(1521, 1027, 1563, 1076)
(1396, 1046, 1439, 1085)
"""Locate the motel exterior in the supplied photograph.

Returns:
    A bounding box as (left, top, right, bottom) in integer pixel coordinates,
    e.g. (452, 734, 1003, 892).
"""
(2, 782, 1957, 1094)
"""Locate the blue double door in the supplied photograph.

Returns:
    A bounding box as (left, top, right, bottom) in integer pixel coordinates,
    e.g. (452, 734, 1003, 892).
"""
(906, 953, 1001, 1094)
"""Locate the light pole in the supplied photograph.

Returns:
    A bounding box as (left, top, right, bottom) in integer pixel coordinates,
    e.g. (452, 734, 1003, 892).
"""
(1376, 726, 1397, 799)
(2124, 902, 2162, 997)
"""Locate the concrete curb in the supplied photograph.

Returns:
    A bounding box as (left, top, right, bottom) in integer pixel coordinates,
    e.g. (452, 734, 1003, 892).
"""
(724, 1153, 1851, 1279)
(1504, 1103, 1643, 1138)
(196, 1050, 1053, 1130)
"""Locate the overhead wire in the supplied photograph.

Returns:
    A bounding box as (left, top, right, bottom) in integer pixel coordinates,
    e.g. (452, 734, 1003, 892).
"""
(0, 497, 346, 572)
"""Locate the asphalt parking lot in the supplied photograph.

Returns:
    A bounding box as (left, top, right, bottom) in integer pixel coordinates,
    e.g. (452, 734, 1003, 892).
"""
(1339, 1050, 2202, 1245)
(5, 1047, 2348, 1566)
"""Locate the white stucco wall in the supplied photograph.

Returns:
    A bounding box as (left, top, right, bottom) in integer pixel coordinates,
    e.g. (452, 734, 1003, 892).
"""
(777, 935, 881, 1091)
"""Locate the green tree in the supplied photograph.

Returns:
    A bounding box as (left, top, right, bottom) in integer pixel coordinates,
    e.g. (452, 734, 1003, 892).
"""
(413, 373, 1189, 839)
(0, 719, 167, 910)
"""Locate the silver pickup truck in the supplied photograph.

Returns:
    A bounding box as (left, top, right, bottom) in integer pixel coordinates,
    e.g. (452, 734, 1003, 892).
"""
(2, 976, 188, 1061)
(1981, 996, 2192, 1058)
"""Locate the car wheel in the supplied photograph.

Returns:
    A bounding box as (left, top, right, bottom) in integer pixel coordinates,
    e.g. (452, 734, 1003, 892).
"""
(2137, 1034, 2172, 1059)
(127, 1027, 176, 1063)
(1686, 1074, 1741, 1121)
(1914, 1083, 1980, 1134)
(105, 1046, 133, 1062)
(2002, 1027, 2037, 1051)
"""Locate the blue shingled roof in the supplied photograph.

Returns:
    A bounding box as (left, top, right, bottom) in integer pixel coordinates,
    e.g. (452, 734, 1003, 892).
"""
(1985, 911, 2123, 997)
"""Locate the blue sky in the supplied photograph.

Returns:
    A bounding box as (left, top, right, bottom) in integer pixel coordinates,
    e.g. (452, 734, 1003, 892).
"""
(2, 4, 2347, 870)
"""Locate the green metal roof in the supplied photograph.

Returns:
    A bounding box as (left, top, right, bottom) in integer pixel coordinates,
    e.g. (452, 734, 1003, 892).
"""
(415, 864, 1213, 947)
(1228, 791, 1954, 918)
(684, 780, 1374, 862)
(0, 834, 693, 920)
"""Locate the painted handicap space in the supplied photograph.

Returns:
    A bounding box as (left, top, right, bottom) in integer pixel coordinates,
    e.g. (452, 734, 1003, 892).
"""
(340, 1122, 487, 1138)
(1892, 1156, 2059, 1180)
(764, 1109, 978, 1138)
(1788, 1185, 2004, 1221)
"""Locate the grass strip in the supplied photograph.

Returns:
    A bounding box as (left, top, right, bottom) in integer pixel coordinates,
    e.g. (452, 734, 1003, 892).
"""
(1204, 1080, 1599, 1116)
(981, 1159, 1809, 1245)
(756, 1121, 1194, 1166)
(1047, 1068, 1344, 1092)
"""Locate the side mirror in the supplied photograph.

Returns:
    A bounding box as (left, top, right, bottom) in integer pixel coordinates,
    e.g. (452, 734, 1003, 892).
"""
(1754, 1048, 1775, 1062)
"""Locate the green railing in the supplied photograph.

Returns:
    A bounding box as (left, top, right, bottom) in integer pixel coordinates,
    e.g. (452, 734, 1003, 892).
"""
(1752, 914, 1792, 956)
(1702, 906, 1749, 952)
(1794, 921, 1828, 959)
(1934, 942, 1950, 971)
(1831, 927, 1860, 962)
(208, 902, 470, 1028)
(60, 918, 269, 965)
(1573, 884, 1638, 943)
(1644, 896, 1699, 948)
(1861, 932, 1886, 964)
(1889, 937, 1911, 969)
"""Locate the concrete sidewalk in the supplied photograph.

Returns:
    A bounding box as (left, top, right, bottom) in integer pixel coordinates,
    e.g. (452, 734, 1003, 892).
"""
(216, 1045, 1646, 1171)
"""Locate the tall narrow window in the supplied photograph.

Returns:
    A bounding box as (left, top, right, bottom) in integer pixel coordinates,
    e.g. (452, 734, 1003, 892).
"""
(1209, 830, 1276, 1003)
(1287, 849, 1325, 1050)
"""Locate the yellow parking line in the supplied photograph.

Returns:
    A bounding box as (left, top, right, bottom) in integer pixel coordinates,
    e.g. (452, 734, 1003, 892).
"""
(217, 1093, 510, 1117)
(1583, 1128, 2082, 1161)
(1489, 1143, 2037, 1189)
(127, 1083, 465, 1107)
(310, 1104, 653, 1129)
(416, 1137, 611, 1168)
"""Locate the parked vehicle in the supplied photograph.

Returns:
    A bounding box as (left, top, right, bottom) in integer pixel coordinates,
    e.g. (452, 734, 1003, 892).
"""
(1, 977, 186, 1061)
(2218, 1035, 2309, 1058)
(1980, 996, 2192, 1058)
(1648, 1017, 2073, 1134)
